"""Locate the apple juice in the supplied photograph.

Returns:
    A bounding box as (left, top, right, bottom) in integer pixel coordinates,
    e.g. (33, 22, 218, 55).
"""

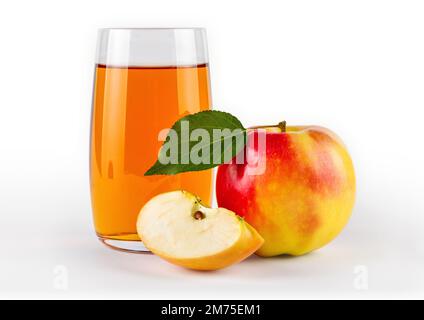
(90, 64, 213, 243)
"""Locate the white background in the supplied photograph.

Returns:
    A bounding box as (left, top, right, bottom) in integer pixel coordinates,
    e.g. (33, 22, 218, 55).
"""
(0, 0, 423, 299)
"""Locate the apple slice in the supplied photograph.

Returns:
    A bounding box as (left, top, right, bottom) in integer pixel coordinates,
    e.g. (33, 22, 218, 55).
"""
(137, 190, 264, 270)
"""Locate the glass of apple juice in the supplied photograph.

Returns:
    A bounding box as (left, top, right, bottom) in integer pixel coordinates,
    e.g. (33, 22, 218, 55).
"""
(90, 28, 213, 252)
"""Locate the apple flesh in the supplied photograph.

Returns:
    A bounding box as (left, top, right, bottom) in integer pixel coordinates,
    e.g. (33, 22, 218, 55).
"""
(216, 124, 355, 257)
(137, 190, 264, 270)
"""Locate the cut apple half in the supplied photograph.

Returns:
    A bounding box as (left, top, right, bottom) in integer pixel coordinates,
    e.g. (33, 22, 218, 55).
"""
(136, 190, 264, 271)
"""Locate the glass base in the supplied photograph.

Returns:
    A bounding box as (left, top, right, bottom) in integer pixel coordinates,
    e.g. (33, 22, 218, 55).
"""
(98, 237, 151, 254)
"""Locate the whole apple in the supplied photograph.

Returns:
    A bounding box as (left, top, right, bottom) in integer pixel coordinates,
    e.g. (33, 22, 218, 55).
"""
(216, 123, 355, 257)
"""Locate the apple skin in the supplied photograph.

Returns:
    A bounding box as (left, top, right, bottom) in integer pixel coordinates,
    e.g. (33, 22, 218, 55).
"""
(137, 190, 264, 271)
(157, 219, 264, 271)
(216, 126, 355, 257)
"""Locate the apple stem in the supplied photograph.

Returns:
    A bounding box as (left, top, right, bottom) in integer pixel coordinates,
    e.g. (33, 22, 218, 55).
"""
(249, 121, 287, 132)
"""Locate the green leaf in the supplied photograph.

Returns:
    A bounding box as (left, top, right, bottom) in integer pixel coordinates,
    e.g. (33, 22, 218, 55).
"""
(145, 110, 246, 176)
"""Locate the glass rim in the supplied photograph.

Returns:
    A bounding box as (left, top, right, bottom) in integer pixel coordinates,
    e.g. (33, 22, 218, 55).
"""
(96, 27, 208, 67)
(98, 27, 206, 32)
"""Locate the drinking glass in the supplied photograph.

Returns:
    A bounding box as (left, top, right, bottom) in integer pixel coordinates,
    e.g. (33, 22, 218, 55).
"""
(90, 28, 213, 252)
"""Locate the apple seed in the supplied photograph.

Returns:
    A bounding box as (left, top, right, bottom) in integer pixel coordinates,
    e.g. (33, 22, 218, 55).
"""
(194, 211, 205, 220)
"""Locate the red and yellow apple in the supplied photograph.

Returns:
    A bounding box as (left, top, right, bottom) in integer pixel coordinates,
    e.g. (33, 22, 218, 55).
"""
(216, 123, 355, 257)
